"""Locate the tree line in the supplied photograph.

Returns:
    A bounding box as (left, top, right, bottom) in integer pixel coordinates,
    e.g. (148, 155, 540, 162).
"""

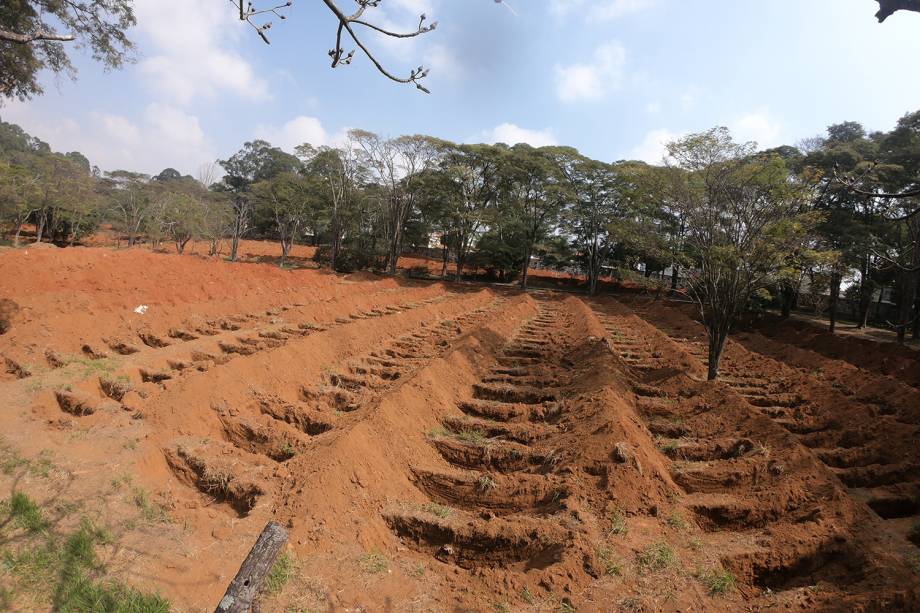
(1, 110, 918, 377)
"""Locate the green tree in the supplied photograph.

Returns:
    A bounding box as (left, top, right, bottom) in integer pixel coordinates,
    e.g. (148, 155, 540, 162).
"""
(666, 128, 819, 380)
(1, 0, 135, 101)
(0, 157, 40, 245)
(252, 172, 318, 266)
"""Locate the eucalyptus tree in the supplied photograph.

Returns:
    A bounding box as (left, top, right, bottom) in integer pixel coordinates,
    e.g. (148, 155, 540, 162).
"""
(252, 172, 319, 266)
(0, 158, 40, 246)
(102, 170, 153, 247)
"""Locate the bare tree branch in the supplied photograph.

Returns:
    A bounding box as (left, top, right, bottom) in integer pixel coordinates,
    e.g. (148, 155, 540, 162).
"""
(0, 28, 76, 43)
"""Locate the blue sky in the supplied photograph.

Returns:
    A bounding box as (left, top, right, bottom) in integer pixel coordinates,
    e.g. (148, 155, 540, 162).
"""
(2, 0, 919, 176)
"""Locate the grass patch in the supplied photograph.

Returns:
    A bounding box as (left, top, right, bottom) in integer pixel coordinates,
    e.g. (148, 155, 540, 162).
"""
(359, 550, 388, 574)
(596, 546, 623, 576)
(1, 504, 169, 612)
(608, 510, 628, 536)
(408, 562, 426, 578)
(477, 474, 496, 492)
(131, 487, 170, 524)
(521, 587, 534, 604)
(266, 551, 296, 595)
(658, 438, 680, 453)
(427, 427, 451, 438)
(697, 568, 736, 595)
(454, 429, 487, 444)
(419, 502, 453, 518)
(7, 491, 47, 532)
(636, 542, 677, 572)
(65, 355, 116, 378)
(279, 440, 297, 460)
(667, 511, 687, 531)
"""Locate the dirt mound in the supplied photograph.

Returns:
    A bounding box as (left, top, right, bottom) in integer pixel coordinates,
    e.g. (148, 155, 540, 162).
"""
(2, 245, 918, 612)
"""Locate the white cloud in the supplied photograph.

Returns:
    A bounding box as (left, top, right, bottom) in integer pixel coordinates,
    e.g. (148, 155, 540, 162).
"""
(254, 116, 348, 152)
(730, 109, 784, 149)
(627, 128, 682, 164)
(555, 41, 626, 103)
(550, 0, 656, 21)
(1, 99, 215, 175)
(646, 100, 662, 114)
(475, 123, 558, 147)
(133, 0, 268, 104)
(424, 44, 464, 81)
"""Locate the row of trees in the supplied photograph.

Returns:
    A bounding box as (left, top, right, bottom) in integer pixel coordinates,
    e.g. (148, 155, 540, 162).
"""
(1, 111, 918, 377)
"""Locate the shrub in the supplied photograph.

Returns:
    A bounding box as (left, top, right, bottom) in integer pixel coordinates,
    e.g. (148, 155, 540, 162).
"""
(636, 542, 676, 571)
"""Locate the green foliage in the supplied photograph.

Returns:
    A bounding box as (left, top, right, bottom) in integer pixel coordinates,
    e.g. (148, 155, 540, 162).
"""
(608, 510, 628, 536)
(8, 491, 47, 532)
(697, 568, 736, 595)
(266, 551, 296, 595)
(358, 550, 388, 574)
(419, 503, 453, 518)
(0, 1, 135, 101)
(636, 542, 677, 571)
(2, 503, 169, 612)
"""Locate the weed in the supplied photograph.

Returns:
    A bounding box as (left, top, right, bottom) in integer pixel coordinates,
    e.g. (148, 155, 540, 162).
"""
(65, 355, 116, 378)
(2, 499, 169, 612)
(267, 552, 296, 595)
(280, 440, 297, 460)
(521, 587, 534, 604)
(618, 596, 642, 611)
(427, 427, 450, 438)
(697, 568, 736, 595)
(132, 487, 170, 524)
(477, 474, 496, 492)
(608, 510, 628, 536)
(409, 562, 426, 577)
(494, 603, 510, 613)
(455, 429, 487, 444)
(8, 492, 47, 532)
(687, 537, 703, 551)
(557, 600, 576, 612)
(637, 542, 677, 571)
(658, 439, 680, 453)
(596, 547, 623, 576)
(667, 511, 687, 531)
(420, 502, 453, 518)
(359, 550, 388, 574)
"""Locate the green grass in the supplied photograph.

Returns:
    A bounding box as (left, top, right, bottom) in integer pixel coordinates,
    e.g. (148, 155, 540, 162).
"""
(454, 429, 487, 444)
(658, 438, 680, 453)
(408, 562, 426, 577)
(636, 542, 677, 571)
(596, 547, 624, 576)
(266, 551, 296, 595)
(697, 568, 736, 595)
(131, 487, 170, 524)
(65, 355, 116, 378)
(608, 510, 628, 536)
(667, 511, 687, 531)
(419, 502, 453, 518)
(477, 474, 496, 492)
(279, 440, 297, 460)
(359, 550, 388, 574)
(521, 587, 534, 604)
(427, 427, 451, 438)
(1, 504, 169, 612)
(8, 492, 48, 532)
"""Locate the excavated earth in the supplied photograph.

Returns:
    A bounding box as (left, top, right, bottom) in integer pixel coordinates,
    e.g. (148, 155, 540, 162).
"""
(0, 245, 918, 612)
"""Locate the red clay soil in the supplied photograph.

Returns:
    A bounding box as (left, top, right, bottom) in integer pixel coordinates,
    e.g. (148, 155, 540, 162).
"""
(1, 244, 918, 612)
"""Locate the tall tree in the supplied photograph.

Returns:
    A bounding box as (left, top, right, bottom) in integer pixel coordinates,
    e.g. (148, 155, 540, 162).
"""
(666, 128, 819, 380)
(1, 0, 135, 101)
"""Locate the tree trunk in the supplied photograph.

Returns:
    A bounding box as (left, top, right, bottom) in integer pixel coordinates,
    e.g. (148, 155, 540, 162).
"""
(706, 323, 730, 381)
(215, 522, 288, 613)
(520, 243, 533, 290)
(780, 282, 794, 320)
(441, 245, 449, 279)
(828, 270, 842, 333)
(34, 209, 46, 243)
(13, 223, 22, 247)
(670, 264, 679, 290)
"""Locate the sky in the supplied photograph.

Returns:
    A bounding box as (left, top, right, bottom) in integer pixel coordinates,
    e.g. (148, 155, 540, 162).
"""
(2, 0, 919, 177)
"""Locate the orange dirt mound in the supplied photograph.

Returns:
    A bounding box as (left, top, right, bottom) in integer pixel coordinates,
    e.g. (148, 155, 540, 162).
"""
(1, 245, 918, 612)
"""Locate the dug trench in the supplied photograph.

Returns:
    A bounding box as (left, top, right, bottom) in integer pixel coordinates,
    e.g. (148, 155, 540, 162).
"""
(588, 295, 919, 611)
(5, 270, 920, 610)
